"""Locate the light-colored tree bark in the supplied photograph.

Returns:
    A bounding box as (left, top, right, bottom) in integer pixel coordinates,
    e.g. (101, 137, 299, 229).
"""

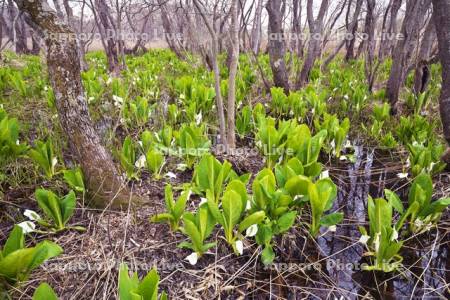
(296, 0, 329, 89)
(250, 0, 263, 54)
(192, 0, 227, 148)
(227, 0, 239, 151)
(15, 0, 139, 209)
(413, 19, 436, 95)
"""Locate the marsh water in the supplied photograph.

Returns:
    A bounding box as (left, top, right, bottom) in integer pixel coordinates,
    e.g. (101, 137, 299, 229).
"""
(313, 145, 449, 299)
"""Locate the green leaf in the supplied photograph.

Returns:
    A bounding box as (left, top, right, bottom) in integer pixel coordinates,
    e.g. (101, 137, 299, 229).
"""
(238, 211, 266, 232)
(33, 283, 59, 300)
(276, 211, 297, 233)
(2, 225, 24, 257)
(261, 245, 275, 265)
(320, 212, 343, 227)
(384, 189, 404, 214)
(60, 191, 76, 224)
(137, 268, 159, 300)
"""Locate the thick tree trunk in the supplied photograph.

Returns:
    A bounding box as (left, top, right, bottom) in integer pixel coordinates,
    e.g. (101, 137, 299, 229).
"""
(296, 0, 329, 89)
(266, 0, 290, 93)
(386, 0, 431, 113)
(251, 0, 263, 54)
(432, 0, 450, 163)
(15, 0, 139, 208)
(227, 0, 239, 151)
(413, 20, 436, 95)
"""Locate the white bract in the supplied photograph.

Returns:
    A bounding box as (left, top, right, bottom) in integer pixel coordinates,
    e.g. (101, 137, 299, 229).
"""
(18, 221, 36, 234)
(359, 234, 370, 245)
(135, 155, 147, 168)
(235, 240, 244, 255)
(245, 224, 258, 237)
(185, 252, 198, 265)
(24, 209, 41, 221)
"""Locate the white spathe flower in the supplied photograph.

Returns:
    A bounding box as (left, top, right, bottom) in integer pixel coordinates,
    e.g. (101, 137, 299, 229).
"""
(16, 139, 20, 145)
(135, 155, 146, 169)
(320, 170, 329, 179)
(391, 228, 398, 241)
(330, 139, 336, 150)
(199, 197, 208, 206)
(397, 172, 409, 179)
(359, 234, 370, 245)
(112, 95, 123, 104)
(245, 200, 252, 211)
(18, 221, 36, 234)
(51, 157, 58, 168)
(235, 240, 244, 255)
(405, 157, 411, 168)
(245, 224, 258, 237)
(344, 94, 349, 100)
(165, 171, 177, 179)
(24, 209, 41, 221)
(185, 252, 198, 265)
(177, 164, 188, 171)
(340, 155, 347, 161)
(344, 140, 352, 149)
(328, 225, 337, 233)
(373, 232, 381, 252)
(414, 218, 424, 228)
(195, 112, 202, 126)
(106, 77, 113, 85)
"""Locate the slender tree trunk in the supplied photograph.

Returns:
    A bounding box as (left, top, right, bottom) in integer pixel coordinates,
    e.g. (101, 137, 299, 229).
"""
(7, 0, 27, 54)
(383, 0, 402, 58)
(432, 0, 450, 162)
(296, 0, 329, 89)
(266, 0, 290, 93)
(251, 0, 263, 54)
(291, 0, 303, 57)
(227, 0, 239, 151)
(93, 0, 122, 75)
(192, 0, 227, 148)
(345, 0, 363, 61)
(15, 0, 139, 208)
(386, 0, 431, 113)
(413, 20, 436, 95)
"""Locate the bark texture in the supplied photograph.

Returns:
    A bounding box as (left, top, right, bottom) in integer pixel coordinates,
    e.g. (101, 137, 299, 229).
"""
(386, 0, 431, 113)
(251, 0, 264, 54)
(15, 0, 139, 209)
(432, 0, 450, 162)
(413, 20, 436, 95)
(266, 0, 290, 93)
(227, 0, 239, 150)
(296, 0, 329, 89)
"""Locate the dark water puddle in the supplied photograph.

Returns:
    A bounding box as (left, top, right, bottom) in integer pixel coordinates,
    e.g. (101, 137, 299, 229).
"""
(313, 145, 449, 299)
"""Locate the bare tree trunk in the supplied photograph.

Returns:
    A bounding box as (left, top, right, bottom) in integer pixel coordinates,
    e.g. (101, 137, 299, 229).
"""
(386, 0, 431, 113)
(296, 0, 329, 89)
(7, 0, 27, 54)
(382, 0, 402, 58)
(432, 0, 450, 162)
(363, 0, 378, 92)
(227, 0, 239, 151)
(251, 0, 263, 54)
(93, 0, 122, 75)
(158, 0, 184, 59)
(193, 0, 227, 148)
(15, 0, 139, 208)
(413, 20, 436, 95)
(266, 0, 290, 93)
(291, 0, 303, 57)
(345, 0, 363, 61)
